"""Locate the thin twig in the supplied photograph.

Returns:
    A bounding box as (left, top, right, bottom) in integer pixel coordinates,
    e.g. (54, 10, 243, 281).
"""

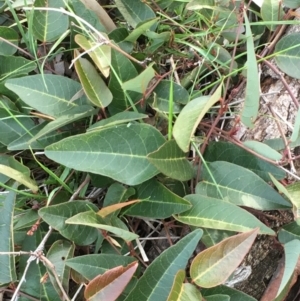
(41, 255, 71, 301)
(11, 227, 53, 301)
(68, 174, 90, 202)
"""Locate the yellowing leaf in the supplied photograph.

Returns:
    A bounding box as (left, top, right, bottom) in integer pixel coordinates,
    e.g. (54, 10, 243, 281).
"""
(190, 228, 259, 288)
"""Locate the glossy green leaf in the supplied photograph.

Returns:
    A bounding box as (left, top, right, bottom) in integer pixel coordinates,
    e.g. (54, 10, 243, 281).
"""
(190, 229, 258, 288)
(278, 221, 300, 244)
(241, 13, 260, 128)
(8, 122, 81, 150)
(0, 164, 38, 192)
(243, 140, 282, 161)
(123, 63, 155, 94)
(75, 34, 111, 78)
(0, 55, 36, 80)
(66, 210, 138, 241)
(124, 229, 203, 301)
(0, 108, 35, 146)
(276, 240, 300, 299)
(46, 240, 75, 298)
(204, 141, 285, 181)
(196, 161, 291, 210)
(32, 0, 69, 42)
(74, 50, 112, 108)
(201, 285, 257, 301)
(88, 112, 147, 131)
(45, 124, 165, 185)
(275, 33, 300, 79)
(0, 26, 18, 55)
(38, 201, 99, 246)
(5, 74, 89, 118)
(0, 186, 17, 284)
(123, 178, 191, 218)
(115, 0, 156, 28)
(84, 262, 138, 301)
(261, 0, 284, 31)
(65, 254, 136, 280)
(147, 140, 194, 181)
(175, 195, 274, 235)
(28, 106, 95, 143)
(173, 83, 222, 152)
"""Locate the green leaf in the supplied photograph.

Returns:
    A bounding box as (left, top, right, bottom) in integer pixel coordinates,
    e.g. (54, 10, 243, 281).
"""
(204, 141, 285, 181)
(279, 221, 300, 244)
(0, 155, 31, 184)
(0, 108, 35, 146)
(175, 195, 274, 235)
(114, 0, 156, 28)
(201, 285, 257, 301)
(75, 34, 111, 78)
(5, 74, 89, 118)
(167, 270, 203, 301)
(196, 161, 291, 210)
(74, 50, 112, 108)
(32, 0, 69, 42)
(261, 0, 284, 31)
(66, 211, 138, 241)
(125, 18, 158, 42)
(275, 33, 300, 79)
(108, 50, 140, 114)
(65, 254, 136, 280)
(190, 229, 258, 288)
(0, 55, 36, 81)
(0, 164, 38, 192)
(241, 13, 260, 128)
(150, 80, 189, 114)
(123, 178, 191, 218)
(124, 229, 203, 301)
(123, 62, 155, 94)
(276, 240, 300, 299)
(147, 140, 194, 181)
(84, 262, 138, 301)
(205, 295, 230, 301)
(28, 106, 96, 143)
(14, 209, 39, 230)
(45, 124, 165, 185)
(291, 107, 300, 142)
(243, 140, 282, 161)
(0, 26, 18, 55)
(173, 83, 222, 152)
(19, 228, 61, 300)
(46, 240, 75, 298)
(74, 0, 116, 32)
(0, 186, 17, 284)
(201, 228, 235, 247)
(38, 201, 99, 246)
(87, 111, 147, 132)
(8, 122, 81, 150)
(285, 182, 300, 218)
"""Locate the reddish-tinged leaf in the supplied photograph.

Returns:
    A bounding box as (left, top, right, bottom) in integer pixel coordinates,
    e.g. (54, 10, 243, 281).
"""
(98, 200, 140, 217)
(84, 262, 138, 301)
(190, 228, 259, 288)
